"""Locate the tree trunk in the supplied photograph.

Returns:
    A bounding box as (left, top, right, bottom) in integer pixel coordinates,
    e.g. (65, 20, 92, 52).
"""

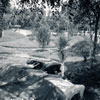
(0, 1, 4, 38)
(60, 50, 65, 78)
(92, 17, 99, 60)
(60, 50, 64, 62)
(61, 62, 65, 78)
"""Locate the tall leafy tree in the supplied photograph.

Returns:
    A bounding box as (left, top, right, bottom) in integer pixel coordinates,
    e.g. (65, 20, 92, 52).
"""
(0, 0, 62, 38)
(0, 0, 10, 37)
(68, 0, 100, 59)
(57, 34, 68, 77)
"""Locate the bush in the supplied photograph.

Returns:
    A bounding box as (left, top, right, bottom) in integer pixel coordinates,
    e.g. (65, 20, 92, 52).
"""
(3, 14, 12, 29)
(57, 34, 68, 61)
(36, 25, 50, 49)
(65, 61, 100, 87)
(57, 35, 67, 49)
(71, 40, 100, 62)
(64, 60, 100, 100)
(71, 40, 91, 62)
(56, 35, 68, 77)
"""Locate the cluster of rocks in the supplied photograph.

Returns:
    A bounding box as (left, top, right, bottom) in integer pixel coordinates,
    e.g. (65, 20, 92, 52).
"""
(0, 59, 85, 100)
(0, 64, 85, 100)
(26, 59, 61, 75)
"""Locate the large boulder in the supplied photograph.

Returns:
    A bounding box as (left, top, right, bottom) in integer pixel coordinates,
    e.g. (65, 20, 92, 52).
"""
(26, 59, 46, 70)
(0, 65, 85, 100)
(44, 63, 61, 74)
(27, 59, 61, 75)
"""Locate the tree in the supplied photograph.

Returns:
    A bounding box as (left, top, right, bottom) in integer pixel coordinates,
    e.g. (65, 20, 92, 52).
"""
(46, 14, 59, 31)
(36, 24, 50, 49)
(56, 34, 68, 77)
(0, 0, 63, 38)
(0, 0, 10, 37)
(71, 40, 91, 62)
(68, 0, 100, 60)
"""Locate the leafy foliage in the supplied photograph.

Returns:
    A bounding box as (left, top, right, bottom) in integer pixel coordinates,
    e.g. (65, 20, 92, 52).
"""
(65, 61, 100, 87)
(1, 0, 10, 8)
(71, 40, 90, 61)
(46, 16, 57, 31)
(57, 35, 68, 53)
(68, 0, 100, 58)
(36, 24, 50, 48)
(71, 39, 100, 61)
(56, 34, 68, 77)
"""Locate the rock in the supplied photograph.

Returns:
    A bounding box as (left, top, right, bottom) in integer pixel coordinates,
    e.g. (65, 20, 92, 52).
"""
(26, 59, 46, 70)
(44, 63, 61, 74)
(0, 65, 85, 100)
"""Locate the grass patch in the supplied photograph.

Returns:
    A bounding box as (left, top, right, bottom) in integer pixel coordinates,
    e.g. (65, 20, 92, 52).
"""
(0, 30, 24, 42)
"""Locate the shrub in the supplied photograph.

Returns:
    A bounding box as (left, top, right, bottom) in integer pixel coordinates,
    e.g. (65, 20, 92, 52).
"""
(56, 34, 68, 77)
(57, 35, 68, 52)
(36, 25, 50, 49)
(65, 61, 100, 87)
(71, 40, 90, 62)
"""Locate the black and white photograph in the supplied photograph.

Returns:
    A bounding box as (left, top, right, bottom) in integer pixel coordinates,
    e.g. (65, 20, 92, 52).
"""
(0, 0, 100, 100)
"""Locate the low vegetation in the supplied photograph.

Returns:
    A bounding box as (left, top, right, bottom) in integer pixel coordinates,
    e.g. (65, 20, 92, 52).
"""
(36, 25, 50, 49)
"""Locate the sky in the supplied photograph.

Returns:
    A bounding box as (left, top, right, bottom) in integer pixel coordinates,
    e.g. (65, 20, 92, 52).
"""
(10, 0, 68, 7)
(10, 0, 18, 8)
(10, 0, 69, 16)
